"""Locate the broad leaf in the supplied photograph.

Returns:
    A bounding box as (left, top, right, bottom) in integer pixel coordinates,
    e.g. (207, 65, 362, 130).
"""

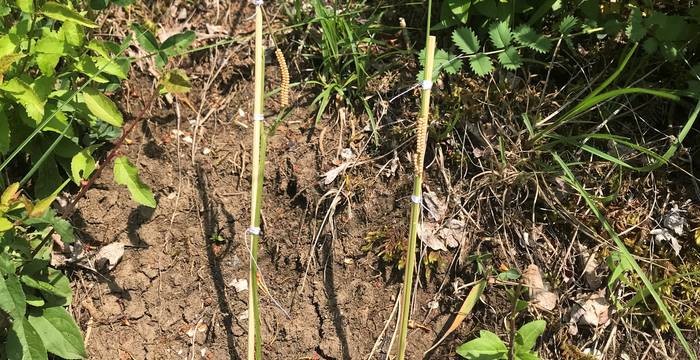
(6, 318, 47, 360)
(28, 306, 86, 359)
(1, 182, 20, 205)
(0, 273, 26, 318)
(160, 69, 191, 94)
(0, 78, 45, 122)
(488, 21, 512, 48)
(93, 57, 129, 79)
(28, 182, 64, 218)
(113, 156, 156, 207)
(41, 2, 98, 28)
(73, 56, 109, 83)
(626, 7, 646, 42)
(453, 27, 480, 54)
(59, 21, 84, 46)
(456, 330, 507, 359)
(0, 53, 24, 77)
(0, 107, 10, 154)
(24, 209, 76, 244)
(469, 53, 494, 76)
(36, 53, 61, 76)
(70, 148, 96, 184)
(0, 216, 13, 231)
(161, 30, 195, 56)
(447, 0, 472, 24)
(514, 320, 546, 353)
(497, 47, 523, 70)
(16, 0, 33, 13)
(130, 23, 159, 53)
(82, 87, 123, 127)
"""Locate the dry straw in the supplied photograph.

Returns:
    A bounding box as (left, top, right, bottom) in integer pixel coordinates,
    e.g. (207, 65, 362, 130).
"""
(397, 35, 436, 360)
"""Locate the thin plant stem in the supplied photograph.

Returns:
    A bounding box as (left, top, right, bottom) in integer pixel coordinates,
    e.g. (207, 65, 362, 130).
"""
(397, 35, 436, 360)
(247, 4, 265, 360)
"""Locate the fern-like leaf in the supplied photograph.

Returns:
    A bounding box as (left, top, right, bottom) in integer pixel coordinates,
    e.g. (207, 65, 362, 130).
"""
(514, 25, 553, 54)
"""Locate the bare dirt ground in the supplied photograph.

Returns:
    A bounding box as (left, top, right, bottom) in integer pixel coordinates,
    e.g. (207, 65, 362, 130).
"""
(64, 2, 700, 360)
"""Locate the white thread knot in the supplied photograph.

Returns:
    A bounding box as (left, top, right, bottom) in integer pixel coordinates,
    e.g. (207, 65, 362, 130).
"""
(246, 227, 261, 236)
(253, 0, 263, 6)
(253, 113, 265, 121)
(410, 195, 422, 204)
(421, 80, 433, 90)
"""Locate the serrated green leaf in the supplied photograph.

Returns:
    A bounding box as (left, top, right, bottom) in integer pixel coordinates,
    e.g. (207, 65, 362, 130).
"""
(82, 87, 123, 127)
(452, 27, 480, 54)
(456, 330, 507, 359)
(498, 47, 523, 70)
(24, 210, 75, 244)
(70, 148, 96, 184)
(6, 318, 48, 360)
(0, 78, 45, 122)
(514, 320, 546, 353)
(0, 53, 24, 77)
(489, 20, 512, 48)
(647, 13, 688, 42)
(161, 30, 195, 56)
(28, 306, 86, 359)
(558, 15, 578, 34)
(469, 53, 494, 76)
(160, 69, 191, 94)
(514, 25, 552, 54)
(114, 156, 156, 207)
(41, 2, 98, 28)
(0, 273, 26, 318)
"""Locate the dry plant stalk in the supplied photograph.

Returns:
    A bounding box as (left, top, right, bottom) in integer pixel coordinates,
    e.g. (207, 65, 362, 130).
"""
(275, 48, 290, 107)
(397, 35, 436, 360)
(247, 2, 265, 360)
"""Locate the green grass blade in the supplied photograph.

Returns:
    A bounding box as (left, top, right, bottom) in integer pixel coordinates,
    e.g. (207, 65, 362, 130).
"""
(553, 153, 697, 360)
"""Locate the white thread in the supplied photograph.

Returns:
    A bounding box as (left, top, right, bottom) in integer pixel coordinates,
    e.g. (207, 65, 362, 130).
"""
(410, 195, 422, 204)
(421, 80, 433, 90)
(253, 113, 265, 121)
(246, 227, 261, 235)
(253, 0, 263, 5)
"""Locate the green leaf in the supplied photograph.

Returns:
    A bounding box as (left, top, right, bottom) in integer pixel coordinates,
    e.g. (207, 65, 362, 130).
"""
(93, 57, 129, 79)
(160, 30, 196, 56)
(73, 56, 109, 83)
(0, 273, 26, 318)
(497, 47, 523, 70)
(24, 210, 75, 244)
(558, 15, 578, 34)
(130, 23, 159, 53)
(36, 53, 60, 76)
(89, 0, 110, 10)
(113, 156, 156, 207)
(0, 216, 13, 231)
(456, 330, 507, 359)
(0, 107, 10, 154)
(642, 37, 658, 54)
(6, 318, 48, 360)
(25, 293, 45, 307)
(28, 306, 86, 359)
(70, 148, 96, 184)
(0, 78, 45, 122)
(489, 21, 512, 48)
(82, 87, 124, 127)
(447, 0, 472, 24)
(160, 69, 191, 94)
(516, 352, 540, 360)
(1, 182, 20, 205)
(626, 7, 646, 42)
(514, 25, 552, 54)
(16, 0, 33, 13)
(0, 53, 24, 77)
(59, 21, 84, 47)
(514, 320, 546, 352)
(452, 27, 480, 54)
(417, 49, 462, 80)
(28, 182, 65, 218)
(41, 2, 98, 28)
(35, 30, 66, 54)
(469, 53, 494, 76)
